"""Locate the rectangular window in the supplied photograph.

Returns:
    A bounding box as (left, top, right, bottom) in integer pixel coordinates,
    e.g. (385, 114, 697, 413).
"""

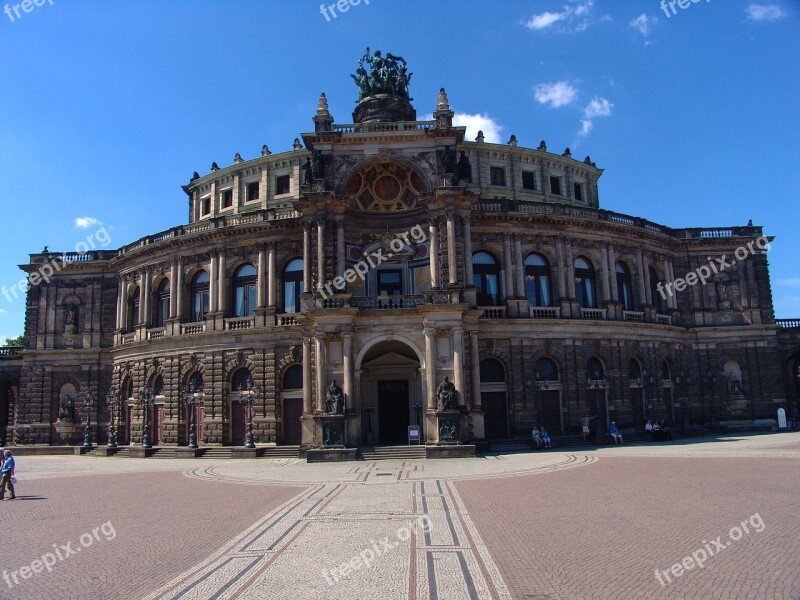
(202, 197, 211, 216)
(377, 270, 403, 297)
(246, 181, 260, 201)
(276, 175, 291, 195)
(550, 176, 562, 196)
(573, 182, 583, 201)
(522, 171, 536, 190)
(490, 167, 506, 187)
(222, 189, 233, 208)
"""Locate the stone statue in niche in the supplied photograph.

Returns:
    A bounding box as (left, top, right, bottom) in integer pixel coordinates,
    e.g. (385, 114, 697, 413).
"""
(58, 394, 76, 422)
(303, 157, 313, 186)
(455, 151, 472, 183)
(64, 305, 77, 334)
(436, 376, 457, 411)
(325, 380, 343, 414)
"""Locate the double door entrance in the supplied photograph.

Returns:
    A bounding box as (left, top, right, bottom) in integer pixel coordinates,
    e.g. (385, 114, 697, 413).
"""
(377, 380, 410, 445)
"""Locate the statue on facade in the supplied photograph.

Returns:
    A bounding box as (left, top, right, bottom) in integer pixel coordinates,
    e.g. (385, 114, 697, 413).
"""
(58, 394, 75, 422)
(351, 65, 371, 102)
(352, 48, 413, 101)
(312, 151, 326, 179)
(440, 146, 456, 174)
(303, 156, 313, 186)
(325, 380, 344, 414)
(455, 151, 472, 183)
(436, 376, 457, 411)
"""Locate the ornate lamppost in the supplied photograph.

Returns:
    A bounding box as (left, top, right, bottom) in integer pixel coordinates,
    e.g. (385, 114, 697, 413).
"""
(106, 389, 119, 448)
(674, 371, 691, 429)
(181, 381, 205, 449)
(238, 377, 260, 449)
(534, 368, 550, 427)
(588, 376, 608, 438)
(81, 389, 95, 448)
(364, 403, 375, 445)
(137, 386, 155, 448)
(637, 370, 655, 423)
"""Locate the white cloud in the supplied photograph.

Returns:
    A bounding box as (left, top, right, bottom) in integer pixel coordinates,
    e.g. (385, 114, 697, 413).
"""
(75, 216, 102, 229)
(778, 278, 800, 288)
(534, 81, 579, 109)
(452, 113, 504, 144)
(629, 13, 653, 37)
(580, 97, 613, 136)
(0, 309, 6, 315)
(524, 1, 595, 33)
(746, 4, 788, 21)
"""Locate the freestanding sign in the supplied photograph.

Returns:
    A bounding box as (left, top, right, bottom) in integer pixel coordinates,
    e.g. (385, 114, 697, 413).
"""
(408, 425, 421, 445)
(777, 408, 787, 429)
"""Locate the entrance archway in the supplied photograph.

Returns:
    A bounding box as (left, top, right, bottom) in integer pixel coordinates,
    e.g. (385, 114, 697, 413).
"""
(0, 382, 12, 446)
(356, 339, 423, 446)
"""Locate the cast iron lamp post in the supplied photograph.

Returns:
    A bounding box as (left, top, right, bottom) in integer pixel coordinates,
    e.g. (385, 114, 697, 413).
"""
(181, 381, 205, 449)
(106, 389, 119, 448)
(238, 377, 260, 449)
(137, 386, 155, 448)
(588, 376, 608, 438)
(534, 368, 550, 427)
(81, 390, 95, 448)
(674, 371, 691, 429)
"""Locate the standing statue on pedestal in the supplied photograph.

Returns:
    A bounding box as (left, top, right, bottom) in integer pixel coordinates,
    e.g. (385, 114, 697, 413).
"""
(455, 151, 472, 183)
(312, 151, 326, 179)
(436, 376, 457, 411)
(352, 48, 413, 101)
(325, 380, 344, 414)
(303, 156, 313, 186)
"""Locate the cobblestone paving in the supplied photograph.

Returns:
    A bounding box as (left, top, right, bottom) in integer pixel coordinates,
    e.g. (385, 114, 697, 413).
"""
(1, 433, 798, 600)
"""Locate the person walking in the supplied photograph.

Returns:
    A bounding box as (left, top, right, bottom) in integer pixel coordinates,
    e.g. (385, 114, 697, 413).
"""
(0, 449, 16, 500)
(581, 414, 597, 441)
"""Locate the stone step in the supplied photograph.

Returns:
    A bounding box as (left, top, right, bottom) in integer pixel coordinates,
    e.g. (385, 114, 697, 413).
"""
(359, 446, 426, 461)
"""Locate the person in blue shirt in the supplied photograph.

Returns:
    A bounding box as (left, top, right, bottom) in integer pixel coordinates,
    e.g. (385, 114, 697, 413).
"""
(609, 422, 623, 445)
(539, 426, 552, 448)
(0, 449, 16, 500)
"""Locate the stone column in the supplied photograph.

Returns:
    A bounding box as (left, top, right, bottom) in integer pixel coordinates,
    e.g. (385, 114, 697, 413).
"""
(463, 216, 474, 286)
(336, 219, 346, 282)
(315, 333, 327, 413)
(267, 244, 277, 308)
(555, 239, 566, 299)
(217, 250, 227, 315)
(343, 331, 353, 411)
(599, 246, 610, 303)
(208, 256, 218, 314)
(608, 245, 618, 302)
(116, 277, 125, 330)
(642, 255, 652, 305)
(503, 233, 514, 299)
(423, 327, 437, 410)
(303, 222, 312, 293)
(429, 218, 440, 289)
(141, 269, 151, 326)
(668, 261, 678, 309)
(636, 249, 647, 305)
(317, 218, 326, 291)
(452, 327, 466, 408)
(470, 333, 482, 409)
(514, 235, 525, 299)
(302, 337, 312, 414)
(175, 258, 184, 321)
(169, 261, 178, 318)
(564, 241, 575, 298)
(446, 211, 457, 285)
(257, 245, 266, 309)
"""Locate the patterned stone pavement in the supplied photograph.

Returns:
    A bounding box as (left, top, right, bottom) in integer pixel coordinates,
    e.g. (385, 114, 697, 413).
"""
(1, 432, 798, 600)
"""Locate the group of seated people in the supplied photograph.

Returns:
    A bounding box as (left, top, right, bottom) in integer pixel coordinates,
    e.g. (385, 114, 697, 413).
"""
(645, 419, 673, 441)
(530, 426, 552, 449)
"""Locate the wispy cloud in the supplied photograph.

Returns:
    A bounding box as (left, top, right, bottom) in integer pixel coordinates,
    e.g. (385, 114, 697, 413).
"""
(534, 81, 579, 108)
(524, 1, 596, 33)
(580, 97, 614, 136)
(778, 278, 800, 288)
(629, 13, 655, 39)
(453, 113, 504, 144)
(75, 216, 102, 229)
(746, 4, 788, 21)
(0, 309, 7, 315)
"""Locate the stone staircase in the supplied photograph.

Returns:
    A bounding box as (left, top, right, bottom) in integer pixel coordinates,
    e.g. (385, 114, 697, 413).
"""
(260, 446, 300, 459)
(358, 445, 426, 461)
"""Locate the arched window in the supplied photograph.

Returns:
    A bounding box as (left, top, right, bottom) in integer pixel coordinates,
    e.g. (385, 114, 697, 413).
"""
(283, 259, 304, 314)
(535, 358, 559, 382)
(650, 267, 666, 313)
(473, 252, 500, 306)
(574, 257, 597, 309)
(127, 286, 140, 331)
(628, 358, 642, 380)
(588, 357, 605, 381)
(616, 262, 633, 311)
(152, 375, 165, 397)
(479, 359, 506, 382)
(525, 253, 552, 307)
(190, 271, 210, 323)
(232, 264, 257, 318)
(231, 368, 252, 392)
(188, 372, 204, 392)
(282, 365, 303, 390)
(154, 280, 171, 327)
(122, 378, 134, 400)
(662, 361, 671, 382)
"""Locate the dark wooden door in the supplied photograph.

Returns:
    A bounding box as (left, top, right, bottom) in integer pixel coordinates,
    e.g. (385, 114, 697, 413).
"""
(483, 392, 509, 439)
(283, 398, 303, 445)
(152, 405, 164, 446)
(663, 388, 674, 426)
(630, 388, 645, 430)
(539, 390, 562, 434)
(231, 403, 246, 446)
(378, 381, 409, 445)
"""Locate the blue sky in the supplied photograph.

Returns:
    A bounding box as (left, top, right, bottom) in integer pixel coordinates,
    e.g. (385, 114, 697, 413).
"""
(0, 0, 798, 340)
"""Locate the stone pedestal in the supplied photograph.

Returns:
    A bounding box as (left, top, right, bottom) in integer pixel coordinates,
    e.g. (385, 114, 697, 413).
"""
(306, 448, 358, 462)
(54, 421, 77, 445)
(316, 414, 346, 448)
(436, 410, 462, 445)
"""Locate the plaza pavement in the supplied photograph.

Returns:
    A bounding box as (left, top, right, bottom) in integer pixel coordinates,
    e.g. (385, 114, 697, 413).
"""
(1, 433, 798, 600)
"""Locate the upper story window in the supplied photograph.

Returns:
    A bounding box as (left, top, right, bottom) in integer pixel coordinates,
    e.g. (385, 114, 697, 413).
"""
(221, 189, 233, 209)
(377, 269, 403, 297)
(283, 258, 304, 314)
(231, 368, 252, 392)
(525, 253, 552, 307)
(490, 166, 506, 187)
(522, 171, 536, 190)
(473, 251, 500, 306)
(550, 176, 562, 196)
(574, 256, 597, 309)
(616, 262, 634, 311)
(154, 280, 170, 327)
(190, 271, 210, 323)
(201, 197, 211, 216)
(246, 181, 260, 202)
(573, 182, 583, 202)
(276, 175, 291, 196)
(282, 365, 303, 391)
(233, 264, 257, 318)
